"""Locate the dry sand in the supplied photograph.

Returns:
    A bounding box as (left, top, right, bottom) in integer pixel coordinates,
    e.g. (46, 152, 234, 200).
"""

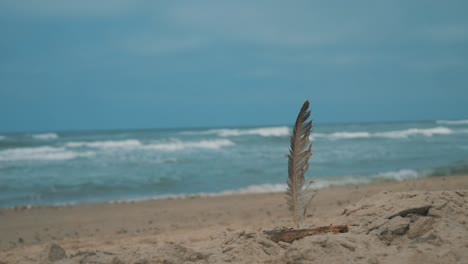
(1, 175, 467, 263)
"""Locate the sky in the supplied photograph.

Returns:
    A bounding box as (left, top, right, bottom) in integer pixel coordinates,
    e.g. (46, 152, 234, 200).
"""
(1, 1, 468, 133)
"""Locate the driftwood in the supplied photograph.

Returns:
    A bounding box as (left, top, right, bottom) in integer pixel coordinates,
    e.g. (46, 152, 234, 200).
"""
(263, 225, 348, 243)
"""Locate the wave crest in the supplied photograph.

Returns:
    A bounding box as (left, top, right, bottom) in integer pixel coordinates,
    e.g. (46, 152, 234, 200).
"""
(436, 119, 468, 125)
(183, 126, 290, 137)
(222, 169, 424, 194)
(374, 127, 452, 138)
(315, 132, 371, 140)
(375, 169, 422, 181)
(314, 127, 453, 140)
(144, 139, 235, 151)
(66, 139, 142, 149)
(65, 139, 235, 151)
(0, 147, 95, 161)
(111, 169, 428, 203)
(32, 133, 58, 140)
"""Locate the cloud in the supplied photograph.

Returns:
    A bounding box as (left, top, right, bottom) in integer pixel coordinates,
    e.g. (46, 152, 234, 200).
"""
(124, 35, 206, 56)
(0, 0, 140, 17)
(2, 1, 468, 72)
(422, 24, 468, 44)
(164, 2, 347, 48)
(405, 57, 467, 73)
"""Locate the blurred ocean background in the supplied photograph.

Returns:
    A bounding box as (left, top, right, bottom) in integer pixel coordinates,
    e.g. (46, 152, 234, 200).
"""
(1, 119, 467, 208)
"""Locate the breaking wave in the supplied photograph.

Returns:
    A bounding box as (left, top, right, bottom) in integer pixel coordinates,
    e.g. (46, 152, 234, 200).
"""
(183, 126, 290, 137)
(0, 147, 95, 161)
(221, 184, 288, 195)
(144, 139, 235, 151)
(66, 139, 142, 149)
(109, 169, 429, 203)
(32, 133, 59, 140)
(374, 169, 422, 181)
(314, 127, 454, 140)
(315, 132, 371, 140)
(220, 169, 425, 194)
(65, 139, 235, 151)
(436, 119, 468, 125)
(374, 127, 453, 138)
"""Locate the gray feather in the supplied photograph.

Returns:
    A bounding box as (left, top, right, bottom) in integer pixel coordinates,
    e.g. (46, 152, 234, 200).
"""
(286, 100, 314, 228)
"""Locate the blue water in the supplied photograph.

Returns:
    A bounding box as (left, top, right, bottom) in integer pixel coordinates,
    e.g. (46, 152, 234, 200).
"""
(1, 120, 468, 208)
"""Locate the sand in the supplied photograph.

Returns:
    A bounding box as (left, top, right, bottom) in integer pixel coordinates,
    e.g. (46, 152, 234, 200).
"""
(1, 175, 467, 263)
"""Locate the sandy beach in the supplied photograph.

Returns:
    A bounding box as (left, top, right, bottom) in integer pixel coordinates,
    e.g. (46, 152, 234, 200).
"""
(2, 1, 467, 263)
(1, 175, 468, 263)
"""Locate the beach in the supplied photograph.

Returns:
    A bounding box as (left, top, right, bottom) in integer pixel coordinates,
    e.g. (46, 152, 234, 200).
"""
(1, 175, 467, 263)
(2, 0, 468, 262)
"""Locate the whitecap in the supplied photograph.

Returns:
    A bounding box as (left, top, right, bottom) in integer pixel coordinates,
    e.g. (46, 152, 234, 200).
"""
(144, 139, 235, 151)
(314, 131, 371, 140)
(105, 169, 427, 204)
(375, 169, 421, 181)
(220, 170, 424, 194)
(32, 133, 58, 140)
(436, 119, 468, 125)
(66, 139, 142, 149)
(107, 184, 289, 204)
(374, 127, 452, 138)
(220, 183, 288, 195)
(0, 146, 95, 161)
(65, 139, 234, 151)
(182, 126, 290, 137)
(313, 127, 453, 140)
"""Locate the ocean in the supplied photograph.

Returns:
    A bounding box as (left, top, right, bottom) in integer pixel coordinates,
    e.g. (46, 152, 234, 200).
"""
(1, 120, 468, 208)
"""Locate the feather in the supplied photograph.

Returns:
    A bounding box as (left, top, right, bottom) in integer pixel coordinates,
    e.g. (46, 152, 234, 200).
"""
(286, 100, 314, 228)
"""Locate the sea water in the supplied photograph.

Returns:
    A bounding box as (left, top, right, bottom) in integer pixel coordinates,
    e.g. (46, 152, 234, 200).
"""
(0, 120, 467, 208)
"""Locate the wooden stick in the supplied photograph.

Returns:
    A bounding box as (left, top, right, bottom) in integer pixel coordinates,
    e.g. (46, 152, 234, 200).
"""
(263, 225, 348, 243)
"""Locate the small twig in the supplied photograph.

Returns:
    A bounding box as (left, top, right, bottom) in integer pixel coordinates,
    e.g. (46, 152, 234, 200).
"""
(263, 224, 348, 243)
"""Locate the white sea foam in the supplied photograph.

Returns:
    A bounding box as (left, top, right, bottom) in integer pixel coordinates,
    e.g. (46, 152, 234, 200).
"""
(144, 139, 235, 151)
(314, 132, 371, 140)
(314, 127, 453, 140)
(65, 139, 235, 151)
(221, 170, 425, 194)
(32, 133, 58, 140)
(109, 169, 427, 204)
(0, 146, 95, 161)
(374, 127, 453, 138)
(375, 169, 421, 181)
(183, 126, 290, 137)
(436, 119, 468, 125)
(221, 183, 288, 195)
(66, 139, 142, 149)
(107, 184, 289, 204)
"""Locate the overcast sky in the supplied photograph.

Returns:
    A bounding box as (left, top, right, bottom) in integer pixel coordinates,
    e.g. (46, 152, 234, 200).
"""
(1, 1, 467, 132)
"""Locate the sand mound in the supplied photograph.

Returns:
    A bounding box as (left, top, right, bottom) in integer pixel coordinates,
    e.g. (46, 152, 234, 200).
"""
(171, 190, 467, 264)
(6, 190, 468, 263)
(280, 190, 468, 264)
